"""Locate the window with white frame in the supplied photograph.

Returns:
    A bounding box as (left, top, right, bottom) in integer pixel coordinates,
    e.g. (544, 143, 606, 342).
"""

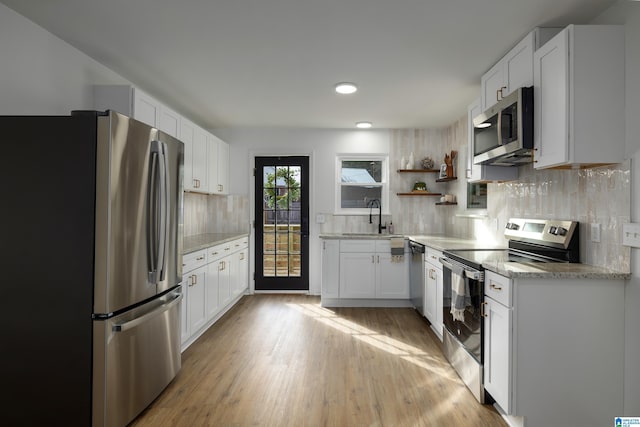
(335, 155, 389, 214)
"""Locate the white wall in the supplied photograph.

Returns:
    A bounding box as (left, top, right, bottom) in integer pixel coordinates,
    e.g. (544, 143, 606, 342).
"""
(592, 0, 640, 415)
(214, 127, 392, 294)
(0, 4, 127, 114)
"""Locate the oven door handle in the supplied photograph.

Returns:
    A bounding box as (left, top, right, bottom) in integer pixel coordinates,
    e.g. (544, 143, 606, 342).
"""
(438, 257, 484, 281)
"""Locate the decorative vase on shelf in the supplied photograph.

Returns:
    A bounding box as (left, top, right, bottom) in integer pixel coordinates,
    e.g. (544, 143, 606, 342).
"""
(421, 157, 434, 170)
(400, 156, 406, 170)
(408, 152, 414, 169)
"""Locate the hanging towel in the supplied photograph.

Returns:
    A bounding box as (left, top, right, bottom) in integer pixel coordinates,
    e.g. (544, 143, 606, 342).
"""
(450, 265, 470, 322)
(390, 237, 405, 263)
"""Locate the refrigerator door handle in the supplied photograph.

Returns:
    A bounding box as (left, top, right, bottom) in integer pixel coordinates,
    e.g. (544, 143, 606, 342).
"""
(148, 140, 169, 284)
(157, 141, 169, 282)
(112, 292, 182, 332)
(147, 145, 160, 283)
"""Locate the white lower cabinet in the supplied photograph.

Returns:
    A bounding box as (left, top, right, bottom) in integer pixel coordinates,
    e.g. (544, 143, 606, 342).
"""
(339, 251, 378, 298)
(483, 271, 512, 414)
(182, 248, 208, 342)
(321, 240, 340, 299)
(483, 270, 625, 427)
(181, 236, 249, 351)
(424, 248, 443, 339)
(322, 238, 409, 305)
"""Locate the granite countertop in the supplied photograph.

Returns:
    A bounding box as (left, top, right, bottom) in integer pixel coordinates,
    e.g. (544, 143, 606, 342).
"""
(483, 260, 631, 280)
(405, 234, 507, 251)
(319, 233, 407, 240)
(320, 233, 630, 280)
(183, 232, 249, 254)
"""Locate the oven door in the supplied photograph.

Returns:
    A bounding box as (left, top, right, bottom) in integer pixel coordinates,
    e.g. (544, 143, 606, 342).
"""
(439, 257, 484, 363)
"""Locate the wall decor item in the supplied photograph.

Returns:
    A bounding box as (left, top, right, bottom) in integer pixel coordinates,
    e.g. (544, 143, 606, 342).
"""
(412, 181, 427, 192)
(439, 164, 448, 179)
(444, 150, 457, 177)
(421, 157, 434, 170)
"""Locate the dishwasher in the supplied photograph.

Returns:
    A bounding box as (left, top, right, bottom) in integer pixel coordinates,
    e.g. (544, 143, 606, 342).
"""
(408, 240, 426, 315)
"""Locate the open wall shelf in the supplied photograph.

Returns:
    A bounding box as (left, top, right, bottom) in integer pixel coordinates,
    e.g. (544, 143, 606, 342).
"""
(397, 192, 442, 197)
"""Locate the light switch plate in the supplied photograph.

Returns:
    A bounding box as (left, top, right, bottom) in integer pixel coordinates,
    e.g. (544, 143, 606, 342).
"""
(591, 223, 601, 243)
(316, 214, 326, 224)
(622, 223, 640, 248)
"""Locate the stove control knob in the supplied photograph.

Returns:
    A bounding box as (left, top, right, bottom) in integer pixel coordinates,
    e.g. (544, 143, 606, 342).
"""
(556, 227, 567, 236)
(549, 226, 558, 235)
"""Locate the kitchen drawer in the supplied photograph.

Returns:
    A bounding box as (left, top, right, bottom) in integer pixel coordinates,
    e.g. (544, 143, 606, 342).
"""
(426, 248, 443, 267)
(208, 243, 227, 261)
(183, 249, 208, 274)
(230, 237, 249, 251)
(340, 240, 376, 253)
(484, 270, 512, 307)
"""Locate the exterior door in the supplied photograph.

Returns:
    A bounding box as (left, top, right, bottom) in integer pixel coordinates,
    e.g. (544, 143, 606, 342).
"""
(255, 156, 309, 291)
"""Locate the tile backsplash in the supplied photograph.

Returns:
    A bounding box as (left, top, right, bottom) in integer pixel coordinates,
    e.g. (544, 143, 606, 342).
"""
(321, 116, 631, 272)
(184, 192, 250, 236)
(186, 115, 630, 272)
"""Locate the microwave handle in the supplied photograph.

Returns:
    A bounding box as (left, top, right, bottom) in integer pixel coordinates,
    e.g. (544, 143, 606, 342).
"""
(496, 108, 503, 146)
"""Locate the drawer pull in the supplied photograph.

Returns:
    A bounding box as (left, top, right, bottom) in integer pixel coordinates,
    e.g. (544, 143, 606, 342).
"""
(196, 256, 205, 261)
(490, 282, 502, 291)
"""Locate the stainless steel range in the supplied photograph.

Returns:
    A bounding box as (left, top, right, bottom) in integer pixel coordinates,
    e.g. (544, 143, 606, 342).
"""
(438, 218, 579, 403)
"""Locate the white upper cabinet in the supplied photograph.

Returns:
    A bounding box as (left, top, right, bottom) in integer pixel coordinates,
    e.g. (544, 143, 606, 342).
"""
(207, 134, 230, 195)
(94, 84, 230, 195)
(181, 119, 209, 193)
(158, 106, 181, 138)
(481, 28, 560, 112)
(467, 98, 518, 183)
(132, 89, 160, 127)
(94, 85, 156, 127)
(533, 25, 624, 169)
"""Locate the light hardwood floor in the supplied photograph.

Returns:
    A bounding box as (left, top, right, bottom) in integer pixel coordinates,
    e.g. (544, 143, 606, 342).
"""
(131, 295, 507, 427)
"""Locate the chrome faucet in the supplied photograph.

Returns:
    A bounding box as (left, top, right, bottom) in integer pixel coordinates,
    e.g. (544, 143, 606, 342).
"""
(367, 198, 386, 234)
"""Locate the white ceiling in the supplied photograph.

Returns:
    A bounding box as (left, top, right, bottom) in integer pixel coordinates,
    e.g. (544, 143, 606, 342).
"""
(1, 0, 616, 129)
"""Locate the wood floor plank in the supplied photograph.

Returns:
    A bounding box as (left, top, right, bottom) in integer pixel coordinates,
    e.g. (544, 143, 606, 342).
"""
(131, 295, 507, 427)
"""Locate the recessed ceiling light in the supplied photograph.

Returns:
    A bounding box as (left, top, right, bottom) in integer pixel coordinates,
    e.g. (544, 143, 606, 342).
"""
(335, 82, 358, 94)
(356, 121, 372, 129)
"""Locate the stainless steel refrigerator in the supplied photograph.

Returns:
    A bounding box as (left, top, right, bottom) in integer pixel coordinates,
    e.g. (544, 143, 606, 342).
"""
(1, 110, 184, 426)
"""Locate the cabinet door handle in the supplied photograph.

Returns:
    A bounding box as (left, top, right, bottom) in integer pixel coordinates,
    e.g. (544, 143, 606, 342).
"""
(219, 261, 224, 271)
(218, 184, 223, 192)
(481, 301, 488, 317)
(240, 253, 245, 260)
(490, 282, 503, 291)
(371, 255, 375, 263)
(189, 274, 197, 286)
(496, 86, 506, 101)
(377, 255, 380, 263)
(429, 269, 436, 280)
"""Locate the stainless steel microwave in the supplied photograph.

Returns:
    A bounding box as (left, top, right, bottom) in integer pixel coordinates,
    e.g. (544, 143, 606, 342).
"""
(473, 86, 533, 166)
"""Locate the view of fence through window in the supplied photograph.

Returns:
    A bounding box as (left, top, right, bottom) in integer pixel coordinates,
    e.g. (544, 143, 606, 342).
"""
(340, 159, 383, 209)
(262, 165, 302, 277)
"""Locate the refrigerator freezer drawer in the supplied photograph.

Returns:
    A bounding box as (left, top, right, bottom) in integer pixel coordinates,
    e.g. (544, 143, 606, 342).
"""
(93, 289, 182, 427)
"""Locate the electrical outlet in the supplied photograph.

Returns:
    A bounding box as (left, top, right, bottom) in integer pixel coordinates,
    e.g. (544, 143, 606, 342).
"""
(590, 223, 601, 243)
(316, 213, 326, 224)
(623, 223, 640, 248)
